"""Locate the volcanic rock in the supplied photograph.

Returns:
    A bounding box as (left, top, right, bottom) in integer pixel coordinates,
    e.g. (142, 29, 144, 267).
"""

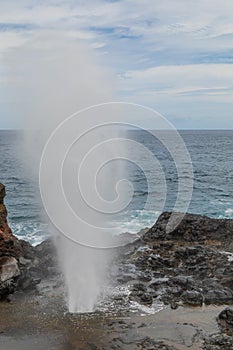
(121, 212, 233, 309)
(0, 183, 22, 298)
(217, 306, 233, 336)
(0, 183, 22, 258)
(0, 256, 20, 299)
(181, 290, 203, 306)
(143, 211, 233, 249)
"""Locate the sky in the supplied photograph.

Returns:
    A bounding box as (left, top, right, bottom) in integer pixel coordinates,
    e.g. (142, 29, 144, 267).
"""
(0, 0, 233, 129)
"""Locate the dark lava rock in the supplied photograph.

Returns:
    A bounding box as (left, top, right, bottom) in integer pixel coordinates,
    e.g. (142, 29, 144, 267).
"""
(170, 275, 194, 288)
(129, 283, 154, 305)
(17, 273, 41, 291)
(217, 306, 233, 335)
(204, 287, 233, 305)
(109, 336, 179, 350)
(131, 283, 147, 293)
(220, 276, 233, 290)
(19, 239, 36, 260)
(181, 290, 203, 306)
(120, 211, 233, 309)
(0, 185, 60, 295)
(17, 238, 59, 292)
(134, 337, 179, 350)
(143, 212, 233, 248)
(0, 183, 5, 204)
(170, 301, 178, 309)
(202, 334, 233, 350)
(33, 239, 58, 277)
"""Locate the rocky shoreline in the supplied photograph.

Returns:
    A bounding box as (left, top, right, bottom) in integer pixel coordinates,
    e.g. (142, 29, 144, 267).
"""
(0, 182, 233, 349)
(125, 211, 233, 309)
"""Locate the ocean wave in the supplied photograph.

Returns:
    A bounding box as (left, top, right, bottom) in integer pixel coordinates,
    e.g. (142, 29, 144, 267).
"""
(113, 210, 160, 234)
(222, 208, 233, 219)
(9, 221, 49, 246)
(8, 205, 233, 246)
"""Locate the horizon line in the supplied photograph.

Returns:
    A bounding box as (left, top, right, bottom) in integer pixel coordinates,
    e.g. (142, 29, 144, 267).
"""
(1, 128, 233, 132)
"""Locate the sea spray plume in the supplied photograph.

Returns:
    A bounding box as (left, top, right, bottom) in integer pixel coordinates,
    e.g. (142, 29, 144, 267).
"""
(39, 102, 194, 315)
(5, 32, 118, 312)
(40, 102, 194, 248)
(5, 31, 194, 312)
(7, 31, 115, 177)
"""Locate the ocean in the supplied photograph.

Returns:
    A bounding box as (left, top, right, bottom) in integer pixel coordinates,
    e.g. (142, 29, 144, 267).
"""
(0, 129, 233, 245)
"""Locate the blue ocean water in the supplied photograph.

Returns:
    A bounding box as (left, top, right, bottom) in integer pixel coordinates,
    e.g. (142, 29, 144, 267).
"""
(0, 129, 233, 245)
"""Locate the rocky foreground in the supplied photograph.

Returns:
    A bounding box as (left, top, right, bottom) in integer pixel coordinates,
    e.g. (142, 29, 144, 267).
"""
(126, 211, 233, 308)
(0, 183, 233, 349)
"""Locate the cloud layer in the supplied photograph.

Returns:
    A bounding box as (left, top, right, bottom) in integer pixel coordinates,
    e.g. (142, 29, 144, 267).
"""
(1, 0, 233, 128)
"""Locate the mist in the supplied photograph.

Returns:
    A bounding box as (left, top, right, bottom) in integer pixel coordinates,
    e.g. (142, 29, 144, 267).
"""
(6, 31, 122, 312)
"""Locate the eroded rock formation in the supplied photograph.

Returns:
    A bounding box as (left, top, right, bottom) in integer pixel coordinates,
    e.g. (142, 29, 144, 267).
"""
(0, 183, 22, 298)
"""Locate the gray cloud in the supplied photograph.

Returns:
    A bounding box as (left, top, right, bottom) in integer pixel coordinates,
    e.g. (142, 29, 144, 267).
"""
(0, 0, 233, 128)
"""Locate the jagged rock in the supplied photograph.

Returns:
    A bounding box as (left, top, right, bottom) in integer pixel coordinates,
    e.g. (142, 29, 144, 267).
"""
(217, 306, 233, 335)
(19, 239, 36, 260)
(0, 184, 59, 296)
(33, 239, 58, 277)
(219, 276, 233, 290)
(143, 212, 233, 248)
(0, 256, 20, 299)
(170, 275, 194, 288)
(119, 212, 233, 309)
(0, 183, 5, 204)
(17, 272, 41, 291)
(17, 238, 59, 292)
(0, 183, 22, 298)
(129, 283, 154, 305)
(135, 337, 179, 349)
(204, 288, 233, 305)
(0, 183, 22, 258)
(181, 290, 203, 306)
(203, 334, 233, 349)
(0, 256, 20, 282)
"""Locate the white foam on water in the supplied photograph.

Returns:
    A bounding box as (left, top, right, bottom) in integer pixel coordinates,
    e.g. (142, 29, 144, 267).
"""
(129, 299, 165, 316)
(10, 222, 48, 246)
(113, 210, 160, 234)
(94, 281, 165, 316)
(220, 251, 233, 262)
(225, 208, 233, 216)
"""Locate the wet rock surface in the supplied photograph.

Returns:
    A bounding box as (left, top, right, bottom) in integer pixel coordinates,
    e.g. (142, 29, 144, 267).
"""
(6, 210, 233, 314)
(217, 306, 233, 336)
(113, 211, 233, 348)
(17, 238, 59, 292)
(143, 211, 233, 249)
(1, 189, 233, 349)
(118, 212, 233, 311)
(202, 334, 233, 349)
